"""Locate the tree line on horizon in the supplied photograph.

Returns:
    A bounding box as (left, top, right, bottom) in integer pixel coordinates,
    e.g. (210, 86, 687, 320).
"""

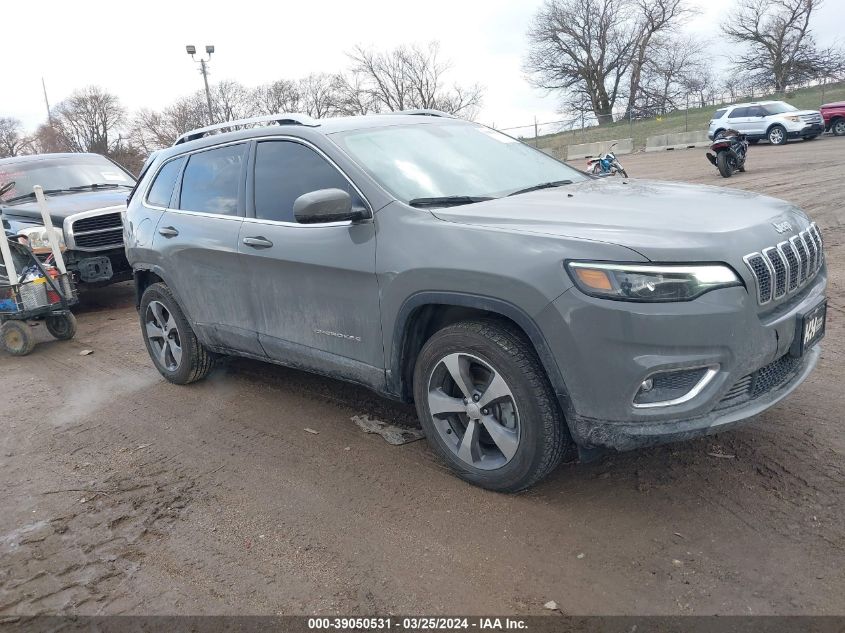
(1, 0, 843, 172)
(0, 42, 484, 174)
(524, 0, 843, 125)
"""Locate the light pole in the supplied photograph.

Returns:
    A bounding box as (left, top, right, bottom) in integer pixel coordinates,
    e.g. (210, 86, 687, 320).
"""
(186, 44, 215, 125)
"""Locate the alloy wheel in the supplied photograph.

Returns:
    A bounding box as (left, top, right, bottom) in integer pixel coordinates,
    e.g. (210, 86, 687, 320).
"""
(769, 128, 784, 144)
(145, 300, 182, 372)
(835, 120, 845, 136)
(427, 352, 521, 470)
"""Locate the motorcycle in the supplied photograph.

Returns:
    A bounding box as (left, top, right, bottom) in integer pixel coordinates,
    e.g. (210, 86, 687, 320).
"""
(706, 129, 748, 178)
(586, 142, 628, 178)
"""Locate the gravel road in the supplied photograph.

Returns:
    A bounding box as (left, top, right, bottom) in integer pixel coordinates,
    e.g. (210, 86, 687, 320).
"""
(1, 135, 843, 616)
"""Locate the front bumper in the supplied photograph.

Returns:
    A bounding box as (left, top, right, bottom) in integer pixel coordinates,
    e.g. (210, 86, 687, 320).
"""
(786, 123, 824, 138)
(535, 270, 827, 450)
(568, 346, 819, 450)
(65, 248, 132, 285)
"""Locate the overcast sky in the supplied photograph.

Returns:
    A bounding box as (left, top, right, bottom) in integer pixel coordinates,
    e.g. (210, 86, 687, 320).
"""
(2, 0, 841, 135)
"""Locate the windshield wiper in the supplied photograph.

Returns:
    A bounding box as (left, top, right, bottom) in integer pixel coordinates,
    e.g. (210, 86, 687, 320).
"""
(68, 183, 132, 191)
(3, 188, 74, 204)
(408, 196, 494, 208)
(507, 180, 574, 197)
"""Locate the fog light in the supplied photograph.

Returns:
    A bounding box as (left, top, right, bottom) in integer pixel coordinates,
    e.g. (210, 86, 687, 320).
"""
(633, 366, 719, 408)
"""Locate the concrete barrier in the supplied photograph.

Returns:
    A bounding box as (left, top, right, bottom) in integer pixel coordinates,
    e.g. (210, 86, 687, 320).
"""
(645, 130, 710, 152)
(566, 138, 633, 160)
(540, 147, 566, 161)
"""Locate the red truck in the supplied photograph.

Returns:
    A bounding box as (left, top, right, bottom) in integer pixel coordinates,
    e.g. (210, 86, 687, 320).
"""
(820, 101, 845, 136)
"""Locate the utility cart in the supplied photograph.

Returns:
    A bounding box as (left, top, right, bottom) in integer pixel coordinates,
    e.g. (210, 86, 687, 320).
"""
(1, 183, 79, 356)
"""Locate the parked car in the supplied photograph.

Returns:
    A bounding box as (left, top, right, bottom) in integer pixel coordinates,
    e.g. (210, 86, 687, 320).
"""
(820, 101, 845, 136)
(126, 112, 827, 492)
(0, 153, 136, 285)
(707, 101, 824, 145)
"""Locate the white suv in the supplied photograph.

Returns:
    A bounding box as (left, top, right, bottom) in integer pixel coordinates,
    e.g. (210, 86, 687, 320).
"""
(707, 101, 824, 145)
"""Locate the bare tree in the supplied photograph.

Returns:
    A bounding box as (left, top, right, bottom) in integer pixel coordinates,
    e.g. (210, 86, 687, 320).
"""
(625, 0, 696, 118)
(638, 35, 707, 114)
(29, 124, 70, 154)
(334, 72, 379, 116)
(0, 117, 31, 157)
(298, 73, 342, 119)
(525, 0, 638, 125)
(348, 42, 484, 118)
(130, 93, 208, 151)
(51, 86, 126, 154)
(722, 0, 841, 91)
(252, 79, 302, 115)
(210, 79, 254, 122)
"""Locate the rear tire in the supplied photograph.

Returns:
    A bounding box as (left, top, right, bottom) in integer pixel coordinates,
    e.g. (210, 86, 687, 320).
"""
(45, 313, 77, 340)
(1, 321, 36, 356)
(716, 152, 735, 178)
(413, 319, 568, 492)
(139, 283, 216, 384)
(748, 138, 759, 145)
(768, 125, 787, 145)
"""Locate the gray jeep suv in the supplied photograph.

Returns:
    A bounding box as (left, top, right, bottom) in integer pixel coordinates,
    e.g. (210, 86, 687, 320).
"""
(125, 111, 827, 491)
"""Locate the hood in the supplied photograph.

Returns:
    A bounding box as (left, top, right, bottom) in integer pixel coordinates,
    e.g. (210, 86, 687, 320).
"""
(786, 109, 821, 117)
(431, 178, 810, 262)
(821, 101, 845, 109)
(0, 189, 127, 223)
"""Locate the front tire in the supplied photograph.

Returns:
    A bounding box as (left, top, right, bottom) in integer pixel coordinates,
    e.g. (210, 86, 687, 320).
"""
(139, 283, 215, 384)
(1, 321, 36, 356)
(768, 125, 787, 145)
(833, 119, 845, 136)
(413, 320, 568, 492)
(45, 313, 77, 340)
(716, 152, 735, 178)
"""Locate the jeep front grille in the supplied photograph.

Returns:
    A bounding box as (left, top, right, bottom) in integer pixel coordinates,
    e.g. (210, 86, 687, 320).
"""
(743, 223, 823, 305)
(71, 211, 124, 251)
(800, 113, 822, 125)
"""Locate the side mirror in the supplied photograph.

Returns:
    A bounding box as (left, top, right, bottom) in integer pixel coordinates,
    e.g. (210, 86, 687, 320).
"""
(293, 188, 365, 224)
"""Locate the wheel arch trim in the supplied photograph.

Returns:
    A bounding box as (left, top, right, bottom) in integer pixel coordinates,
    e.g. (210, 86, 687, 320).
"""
(389, 291, 573, 414)
(133, 265, 194, 323)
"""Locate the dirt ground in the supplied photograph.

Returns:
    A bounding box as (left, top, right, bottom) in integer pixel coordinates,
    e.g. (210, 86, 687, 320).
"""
(1, 136, 843, 617)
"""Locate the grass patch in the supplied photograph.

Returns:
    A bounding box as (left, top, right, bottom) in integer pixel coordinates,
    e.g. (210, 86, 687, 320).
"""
(534, 82, 845, 152)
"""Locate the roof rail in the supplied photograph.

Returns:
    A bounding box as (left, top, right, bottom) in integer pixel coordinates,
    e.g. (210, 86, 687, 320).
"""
(173, 113, 320, 146)
(386, 109, 455, 118)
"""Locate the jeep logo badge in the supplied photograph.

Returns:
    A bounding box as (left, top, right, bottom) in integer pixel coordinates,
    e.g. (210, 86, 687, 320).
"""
(772, 220, 793, 234)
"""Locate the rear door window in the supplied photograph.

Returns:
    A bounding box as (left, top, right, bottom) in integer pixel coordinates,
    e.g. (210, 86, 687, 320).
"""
(178, 143, 247, 216)
(145, 157, 185, 208)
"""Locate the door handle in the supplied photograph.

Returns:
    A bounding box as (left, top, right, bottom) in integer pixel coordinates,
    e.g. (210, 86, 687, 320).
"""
(158, 226, 179, 238)
(242, 236, 274, 248)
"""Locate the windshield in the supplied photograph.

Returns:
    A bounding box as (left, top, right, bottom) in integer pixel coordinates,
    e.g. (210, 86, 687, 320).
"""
(763, 102, 798, 115)
(331, 122, 587, 203)
(0, 155, 135, 204)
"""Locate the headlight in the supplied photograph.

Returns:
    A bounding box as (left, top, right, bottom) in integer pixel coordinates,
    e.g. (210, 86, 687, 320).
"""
(18, 226, 66, 251)
(566, 261, 742, 302)
(784, 115, 802, 122)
